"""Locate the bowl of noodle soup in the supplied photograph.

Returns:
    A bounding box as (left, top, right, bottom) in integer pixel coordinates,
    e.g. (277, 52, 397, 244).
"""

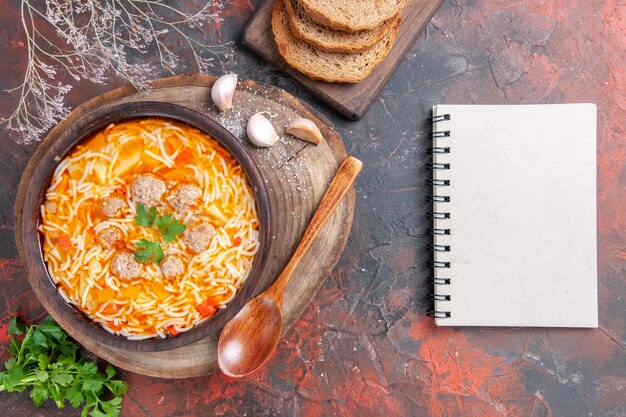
(18, 101, 271, 351)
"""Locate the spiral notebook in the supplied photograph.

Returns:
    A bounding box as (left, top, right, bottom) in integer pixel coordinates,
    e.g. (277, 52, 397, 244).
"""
(430, 104, 598, 327)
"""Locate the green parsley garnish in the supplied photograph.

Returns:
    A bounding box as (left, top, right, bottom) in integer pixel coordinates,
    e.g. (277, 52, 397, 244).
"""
(133, 204, 187, 264)
(0, 316, 127, 417)
(134, 202, 157, 227)
(134, 238, 165, 264)
(155, 214, 187, 243)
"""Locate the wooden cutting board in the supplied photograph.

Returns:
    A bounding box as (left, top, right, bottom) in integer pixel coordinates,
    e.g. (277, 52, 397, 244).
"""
(243, 0, 444, 120)
(15, 74, 355, 378)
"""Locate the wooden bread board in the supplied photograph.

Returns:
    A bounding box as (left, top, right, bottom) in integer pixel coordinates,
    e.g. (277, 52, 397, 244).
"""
(15, 74, 355, 378)
(243, 0, 444, 120)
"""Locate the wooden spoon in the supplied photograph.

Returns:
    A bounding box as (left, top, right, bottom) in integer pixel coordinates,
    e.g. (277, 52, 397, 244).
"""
(217, 156, 363, 377)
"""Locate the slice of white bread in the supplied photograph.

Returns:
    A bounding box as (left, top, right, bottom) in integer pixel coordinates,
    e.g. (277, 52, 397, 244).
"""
(284, 0, 399, 53)
(272, 0, 400, 83)
(297, 0, 405, 32)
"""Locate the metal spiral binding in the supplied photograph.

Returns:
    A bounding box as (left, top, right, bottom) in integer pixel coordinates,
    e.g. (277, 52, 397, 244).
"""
(427, 212, 450, 219)
(427, 112, 452, 320)
(429, 130, 451, 138)
(426, 163, 450, 170)
(428, 114, 451, 123)
(430, 244, 450, 252)
(429, 147, 450, 154)
(429, 294, 451, 301)
(427, 196, 450, 203)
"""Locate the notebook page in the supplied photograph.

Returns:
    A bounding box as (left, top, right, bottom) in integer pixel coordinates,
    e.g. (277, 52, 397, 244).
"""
(432, 104, 598, 327)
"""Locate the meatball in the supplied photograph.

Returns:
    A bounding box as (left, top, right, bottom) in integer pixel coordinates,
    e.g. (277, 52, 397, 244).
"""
(183, 223, 215, 253)
(96, 227, 123, 247)
(111, 251, 141, 280)
(101, 197, 126, 218)
(160, 256, 184, 279)
(132, 174, 166, 206)
(168, 183, 202, 211)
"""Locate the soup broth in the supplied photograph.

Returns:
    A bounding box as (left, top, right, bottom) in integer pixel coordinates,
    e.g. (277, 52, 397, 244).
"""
(40, 119, 259, 339)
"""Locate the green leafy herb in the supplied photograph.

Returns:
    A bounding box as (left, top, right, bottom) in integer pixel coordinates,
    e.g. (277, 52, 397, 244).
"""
(134, 238, 165, 264)
(155, 214, 187, 243)
(133, 204, 187, 264)
(0, 316, 127, 417)
(134, 203, 157, 227)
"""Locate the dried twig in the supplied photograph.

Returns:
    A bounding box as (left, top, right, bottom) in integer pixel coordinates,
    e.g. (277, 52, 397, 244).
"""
(2, 0, 231, 144)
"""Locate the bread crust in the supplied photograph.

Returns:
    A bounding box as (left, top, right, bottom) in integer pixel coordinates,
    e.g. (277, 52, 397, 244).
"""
(272, 0, 400, 83)
(297, 0, 404, 32)
(284, 0, 398, 53)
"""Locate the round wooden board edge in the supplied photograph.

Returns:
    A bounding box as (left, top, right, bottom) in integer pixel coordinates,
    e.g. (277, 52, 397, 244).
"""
(14, 74, 357, 378)
(83, 195, 354, 379)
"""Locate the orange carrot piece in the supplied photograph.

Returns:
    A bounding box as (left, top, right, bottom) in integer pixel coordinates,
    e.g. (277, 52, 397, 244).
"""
(90, 203, 108, 222)
(162, 168, 190, 182)
(123, 286, 142, 299)
(165, 136, 179, 154)
(196, 304, 216, 317)
(102, 303, 119, 315)
(97, 288, 117, 304)
(85, 228, 96, 244)
(175, 148, 193, 165)
(55, 179, 69, 193)
(57, 235, 73, 250)
(168, 325, 179, 336)
(69, 168, 83, 180)
(108, 321, 122, 331)
(151, 283, 170, 300)
(196, 298, 218, 317)
(82, 133, 107, 152)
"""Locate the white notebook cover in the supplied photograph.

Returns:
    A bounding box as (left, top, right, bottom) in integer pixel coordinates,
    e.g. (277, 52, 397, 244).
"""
(432, 104, 598, 327)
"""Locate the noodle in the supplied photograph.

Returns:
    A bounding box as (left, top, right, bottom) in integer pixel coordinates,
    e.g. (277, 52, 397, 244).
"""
(40, 119, 259, 338)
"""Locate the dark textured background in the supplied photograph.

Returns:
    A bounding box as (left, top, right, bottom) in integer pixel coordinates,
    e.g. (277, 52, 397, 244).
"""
(1, 0, 625, 415)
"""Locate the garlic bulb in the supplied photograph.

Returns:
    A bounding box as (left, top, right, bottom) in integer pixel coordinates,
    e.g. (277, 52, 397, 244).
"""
(211, 73, 237, 112)
(285, 118, 324, 145)
(247, 113, 279, 147)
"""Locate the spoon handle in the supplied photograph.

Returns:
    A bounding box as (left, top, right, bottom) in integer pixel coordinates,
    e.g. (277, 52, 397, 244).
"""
(266, 156, 363, 304)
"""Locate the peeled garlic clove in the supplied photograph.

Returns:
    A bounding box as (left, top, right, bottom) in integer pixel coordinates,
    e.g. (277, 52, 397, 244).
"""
(247, 113, 279, 147)
(211, 73, 238, 112)
(285, 118, 324, 145)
